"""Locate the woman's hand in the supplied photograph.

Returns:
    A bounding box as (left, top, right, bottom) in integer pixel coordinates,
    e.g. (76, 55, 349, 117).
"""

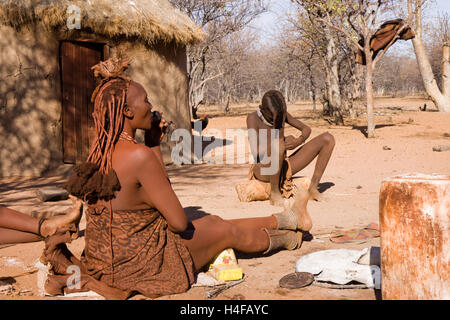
(158, 115, 169, 142)
(146, 112, 169, 147)
(284, 135, 303, 150)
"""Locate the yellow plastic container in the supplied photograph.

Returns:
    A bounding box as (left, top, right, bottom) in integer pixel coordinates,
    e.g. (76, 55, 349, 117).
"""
(210, 265, 243, 281)
(209, 248, 238, 267)
(208, 248, 243, 281)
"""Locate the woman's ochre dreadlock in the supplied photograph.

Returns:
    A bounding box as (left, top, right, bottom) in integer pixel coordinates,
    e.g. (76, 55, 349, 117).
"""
(64, 58, 133, 286)
(65, 58, 131, 205)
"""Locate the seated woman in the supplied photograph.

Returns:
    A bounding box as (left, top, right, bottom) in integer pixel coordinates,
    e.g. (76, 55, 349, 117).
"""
(247, 90, 335, 205)
(0, 196, 82, 245)
(43, 58, 312, 300)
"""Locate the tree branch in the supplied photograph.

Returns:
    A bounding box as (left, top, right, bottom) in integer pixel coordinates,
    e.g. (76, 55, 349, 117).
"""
(316, 17, 364, 52)
(193, 72, 225, 92)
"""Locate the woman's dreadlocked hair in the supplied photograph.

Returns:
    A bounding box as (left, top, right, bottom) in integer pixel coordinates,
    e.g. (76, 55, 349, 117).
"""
(65, 58, 132, 204)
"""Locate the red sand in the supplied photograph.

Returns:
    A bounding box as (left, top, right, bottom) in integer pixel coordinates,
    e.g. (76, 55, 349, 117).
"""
(1, 97, 449, 300)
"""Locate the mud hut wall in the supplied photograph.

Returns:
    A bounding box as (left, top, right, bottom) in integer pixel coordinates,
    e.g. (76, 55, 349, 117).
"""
(0, 24, 62, 177)
(111, 41, 191, 162)
(0, 29, 191, 176)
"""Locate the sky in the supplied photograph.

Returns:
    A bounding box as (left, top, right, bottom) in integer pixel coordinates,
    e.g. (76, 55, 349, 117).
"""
(249, 0, 450, 49)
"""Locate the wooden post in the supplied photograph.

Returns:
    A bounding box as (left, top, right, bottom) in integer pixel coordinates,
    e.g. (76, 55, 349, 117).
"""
(379, 173, 450, 299)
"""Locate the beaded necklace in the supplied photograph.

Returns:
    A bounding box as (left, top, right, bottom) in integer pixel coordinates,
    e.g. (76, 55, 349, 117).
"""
(257, 109, 273, 127)
(119, 131, 137, 144)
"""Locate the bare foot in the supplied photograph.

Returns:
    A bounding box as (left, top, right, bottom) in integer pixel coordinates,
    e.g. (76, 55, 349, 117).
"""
(290, 187, 312, 231)
(308, 186, 323, 202)
(269, 191, 285, 207)
(40, 196, 83, 237)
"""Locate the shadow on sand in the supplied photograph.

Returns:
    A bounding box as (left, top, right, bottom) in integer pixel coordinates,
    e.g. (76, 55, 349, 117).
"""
(352, 124, 396, 138)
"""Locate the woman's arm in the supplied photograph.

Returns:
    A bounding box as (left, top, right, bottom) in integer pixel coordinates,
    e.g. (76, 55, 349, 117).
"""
(285, 112, 311, 148)
(286, 112, 311, 138)
(247, 113, 260, 162)
(135, 148, 187, 233)
(146, 115, 170, 179)
(149, 145, 169, 180)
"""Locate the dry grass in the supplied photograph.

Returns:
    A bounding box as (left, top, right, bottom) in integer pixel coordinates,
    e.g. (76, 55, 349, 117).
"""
(0, 0, 204, 45)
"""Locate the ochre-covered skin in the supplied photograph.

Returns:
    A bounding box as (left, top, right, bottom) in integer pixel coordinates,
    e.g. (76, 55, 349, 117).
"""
(379, 174, 449, 300)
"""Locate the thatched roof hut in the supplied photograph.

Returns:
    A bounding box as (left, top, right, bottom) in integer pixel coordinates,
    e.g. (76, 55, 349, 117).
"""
(0, 0, 203, 176)
(0, 0, 203, 45)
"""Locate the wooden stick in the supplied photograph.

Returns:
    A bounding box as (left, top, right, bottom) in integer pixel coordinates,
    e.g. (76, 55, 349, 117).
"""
(205, 277, 245, 299)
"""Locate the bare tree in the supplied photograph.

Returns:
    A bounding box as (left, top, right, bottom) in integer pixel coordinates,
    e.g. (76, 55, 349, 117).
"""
(332, 28, 365, 118)
(406, 0, 450, 112)
(425, 13, 449, 91)
(208, 30, 259, 111)
(280, 32, 322, 111)
(373, 53, 424, 96)
(169, 0, 267, 118)
(289, 2, 347, 123)
(168, 0, 429, 118)
(297, 0, 415, 137)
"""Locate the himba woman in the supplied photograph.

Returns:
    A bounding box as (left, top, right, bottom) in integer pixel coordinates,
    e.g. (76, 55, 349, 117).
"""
(43, 58, 312, 299)
(246, 90, 336, 205)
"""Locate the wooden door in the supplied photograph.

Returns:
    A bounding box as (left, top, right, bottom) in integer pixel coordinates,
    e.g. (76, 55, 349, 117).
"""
(61, 41, 104, 163)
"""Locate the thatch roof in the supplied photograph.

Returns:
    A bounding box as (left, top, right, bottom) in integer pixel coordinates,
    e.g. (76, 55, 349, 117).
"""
(0, 0, 204, 45)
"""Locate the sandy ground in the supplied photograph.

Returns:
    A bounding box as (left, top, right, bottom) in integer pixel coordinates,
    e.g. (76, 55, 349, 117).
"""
(0, 97, 449, 300)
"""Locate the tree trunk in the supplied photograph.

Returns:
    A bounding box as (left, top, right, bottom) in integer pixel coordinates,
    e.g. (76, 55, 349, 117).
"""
(284, 79, 289, 102)
(225, 93, 231, 113)
(325, 30, 344, 124)
(330, 61, 342, 111)
(325, 70, 333, 115)
(364, 43, 376, 138)
(411, 7, 450, 112)
(441, 43, 450, 99)
(351, 63, 363, 118)
(307, 65, 317, 112)
(312, 90, 317, 112)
